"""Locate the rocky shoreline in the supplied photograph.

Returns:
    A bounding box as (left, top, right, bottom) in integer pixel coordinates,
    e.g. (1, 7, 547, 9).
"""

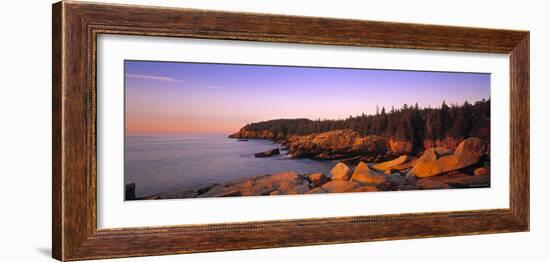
(127, 136, 490, 200)
(229, 129, 476, 163)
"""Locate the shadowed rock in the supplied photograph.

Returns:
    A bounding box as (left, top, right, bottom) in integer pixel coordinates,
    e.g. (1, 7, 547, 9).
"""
(321, 180, 363, 193)
(156, 183, 224, 199)
(308, 173, 330, 187)
(254, 148, 280, 158)
(416, 179, 454, 190)
(306, 180, 380, 194)
(442, 173, 490, 188)
(158, 189, 200, 199)
(415, 171, 489, 189)
(125, 183, 136, 200)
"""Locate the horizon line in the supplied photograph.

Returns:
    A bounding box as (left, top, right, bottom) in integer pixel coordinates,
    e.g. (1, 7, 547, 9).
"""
(125, 97, 490, 135)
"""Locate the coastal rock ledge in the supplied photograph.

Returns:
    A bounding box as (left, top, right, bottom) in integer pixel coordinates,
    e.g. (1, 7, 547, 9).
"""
(135, 137, 489, 200)
(254, 148, 280, 158)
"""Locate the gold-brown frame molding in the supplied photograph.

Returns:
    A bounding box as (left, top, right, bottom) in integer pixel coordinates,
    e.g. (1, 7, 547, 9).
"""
(52, 1, 529, 261)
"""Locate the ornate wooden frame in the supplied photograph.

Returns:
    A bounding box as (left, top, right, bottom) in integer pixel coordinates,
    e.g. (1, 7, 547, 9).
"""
(52, 1, 530, 261)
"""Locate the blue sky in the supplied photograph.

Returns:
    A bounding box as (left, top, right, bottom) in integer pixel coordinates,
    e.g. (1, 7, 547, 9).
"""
(125, 60, 490, 134)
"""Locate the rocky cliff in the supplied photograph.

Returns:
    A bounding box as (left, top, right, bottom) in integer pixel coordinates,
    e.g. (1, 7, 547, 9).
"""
(229, 129, 278, 139)
(230, 128, 485, 162)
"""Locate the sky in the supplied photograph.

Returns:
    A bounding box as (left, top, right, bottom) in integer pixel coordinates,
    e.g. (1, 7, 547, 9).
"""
(125, 60, 490, 135)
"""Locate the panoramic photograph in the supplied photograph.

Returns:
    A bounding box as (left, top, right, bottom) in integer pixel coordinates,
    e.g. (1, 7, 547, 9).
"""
(124, 60, 491, 201)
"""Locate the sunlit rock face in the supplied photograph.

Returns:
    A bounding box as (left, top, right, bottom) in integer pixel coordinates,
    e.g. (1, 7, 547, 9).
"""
(330, 162, 351, 181)
(145, 137, 489, 200)
(407, 137, 486, 178)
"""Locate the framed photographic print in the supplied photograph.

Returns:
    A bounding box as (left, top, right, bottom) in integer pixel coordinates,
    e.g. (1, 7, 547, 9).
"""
(52, 1, 529, 261)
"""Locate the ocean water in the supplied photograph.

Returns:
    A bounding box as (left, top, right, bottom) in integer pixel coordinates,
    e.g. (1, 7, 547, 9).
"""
(125, 135, 337, 198)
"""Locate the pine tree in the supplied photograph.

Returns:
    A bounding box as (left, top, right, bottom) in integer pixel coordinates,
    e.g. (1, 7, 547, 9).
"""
(236, 99, 490, 145)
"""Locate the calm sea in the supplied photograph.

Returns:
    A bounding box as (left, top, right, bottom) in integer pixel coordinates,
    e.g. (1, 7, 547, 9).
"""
(125, 135, 337, 198)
